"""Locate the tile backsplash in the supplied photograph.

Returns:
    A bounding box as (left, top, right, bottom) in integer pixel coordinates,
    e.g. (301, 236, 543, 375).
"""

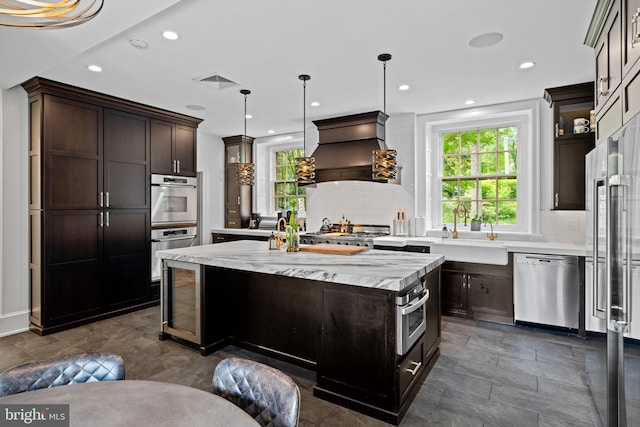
(305, 180, 414, 232)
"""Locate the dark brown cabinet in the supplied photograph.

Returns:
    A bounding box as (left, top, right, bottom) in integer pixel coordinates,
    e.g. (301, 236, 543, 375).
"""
(222, 135, 254, 228)
(150, 119, 197, 177)
(441, 255, 514, 324)
(544, 82, 596, 210)
(23, 77, 201, 334)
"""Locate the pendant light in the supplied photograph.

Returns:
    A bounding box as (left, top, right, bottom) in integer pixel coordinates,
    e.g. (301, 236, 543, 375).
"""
(0, 0, 103, 29)
(295, 74, 315, 185)
(236, 89, 255, 186)
(372, 53, 398, 181)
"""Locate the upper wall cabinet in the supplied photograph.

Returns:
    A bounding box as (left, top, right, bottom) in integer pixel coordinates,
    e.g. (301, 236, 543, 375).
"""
(544, 82, 596, 210)
(587, 0, 640, 141)
(150, 119, 198, 177)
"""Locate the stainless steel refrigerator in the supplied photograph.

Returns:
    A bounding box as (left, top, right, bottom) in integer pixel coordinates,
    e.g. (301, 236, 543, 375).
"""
(585, 113, 640, 426)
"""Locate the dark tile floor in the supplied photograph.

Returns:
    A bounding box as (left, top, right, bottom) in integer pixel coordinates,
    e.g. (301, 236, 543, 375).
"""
(0, 308, 633, 426)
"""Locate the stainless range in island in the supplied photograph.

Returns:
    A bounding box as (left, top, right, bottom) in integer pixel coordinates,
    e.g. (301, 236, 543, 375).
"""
(157, 240, 444, 425)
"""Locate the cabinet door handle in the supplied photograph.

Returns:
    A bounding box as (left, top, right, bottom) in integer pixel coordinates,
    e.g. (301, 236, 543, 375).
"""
(172, 160, 177, 173)
(554, 192, 559, 208)
(105, 211, 110, 228)
(177, 160, 181, 174)
(99, 212, 104, 228)
(237, 196, 241, 205)
(405, 361, 422, 376)
(633, 9, 640, 48)
(99, 192, 104, 207)
(598, 75, 609, 97)
(105, 191, 110, 207)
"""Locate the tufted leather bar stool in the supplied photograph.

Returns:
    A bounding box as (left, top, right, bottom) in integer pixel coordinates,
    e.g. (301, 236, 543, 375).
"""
(0, 352, 125, 397)
(211, 357, 300, 427)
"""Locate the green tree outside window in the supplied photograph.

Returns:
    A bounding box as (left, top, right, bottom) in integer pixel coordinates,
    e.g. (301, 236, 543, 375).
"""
(441, 126, 518, 225)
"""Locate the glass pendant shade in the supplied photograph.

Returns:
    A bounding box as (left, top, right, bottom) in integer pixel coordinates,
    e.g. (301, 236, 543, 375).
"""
(372, 149, 397, 181)
(295, 156, 315, 185)
(237, 162, 255, 186)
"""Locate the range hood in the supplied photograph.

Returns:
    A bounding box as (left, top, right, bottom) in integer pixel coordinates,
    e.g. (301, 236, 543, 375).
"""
(310, 110, 388, 183)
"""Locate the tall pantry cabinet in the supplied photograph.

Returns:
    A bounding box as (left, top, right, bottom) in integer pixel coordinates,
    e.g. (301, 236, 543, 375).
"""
(23, 77, 201, 335)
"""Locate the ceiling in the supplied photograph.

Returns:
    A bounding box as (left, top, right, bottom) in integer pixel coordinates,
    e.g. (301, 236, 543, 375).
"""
(0, 0, 598, 139)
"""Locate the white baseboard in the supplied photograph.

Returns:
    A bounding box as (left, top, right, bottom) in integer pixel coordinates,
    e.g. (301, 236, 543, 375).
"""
(0, 310, 29, 337)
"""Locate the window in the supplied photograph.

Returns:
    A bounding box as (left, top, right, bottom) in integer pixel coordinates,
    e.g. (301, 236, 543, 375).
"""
(441, 126, 518, 225)
(274, 148, 306, 212)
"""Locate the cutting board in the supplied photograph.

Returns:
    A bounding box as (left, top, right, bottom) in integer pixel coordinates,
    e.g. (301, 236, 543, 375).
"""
(299, 244, 369, 255)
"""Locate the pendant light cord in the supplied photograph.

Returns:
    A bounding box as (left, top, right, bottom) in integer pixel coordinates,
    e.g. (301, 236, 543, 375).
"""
(383, 59, 387, 150)
(303, 79, 306, 155)
(244, 93, 247, 137)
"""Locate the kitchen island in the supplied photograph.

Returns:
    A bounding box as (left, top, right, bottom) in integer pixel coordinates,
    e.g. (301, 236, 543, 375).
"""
(157, 241, 444, 425)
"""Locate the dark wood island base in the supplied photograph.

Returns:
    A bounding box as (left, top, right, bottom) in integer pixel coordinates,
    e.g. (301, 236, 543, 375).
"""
(160, 264, 441, 425)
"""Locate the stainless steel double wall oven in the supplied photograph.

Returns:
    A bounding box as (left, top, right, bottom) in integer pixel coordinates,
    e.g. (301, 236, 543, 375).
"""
(151, 174, 198, 282)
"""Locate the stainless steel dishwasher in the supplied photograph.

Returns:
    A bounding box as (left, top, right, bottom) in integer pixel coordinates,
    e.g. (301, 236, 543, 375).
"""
(513, 253, 580, 329)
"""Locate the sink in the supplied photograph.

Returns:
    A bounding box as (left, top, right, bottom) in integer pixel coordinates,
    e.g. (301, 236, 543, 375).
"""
(429, 239, 508, 265)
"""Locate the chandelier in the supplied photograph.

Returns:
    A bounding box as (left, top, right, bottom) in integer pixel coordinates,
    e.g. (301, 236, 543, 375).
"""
(0, 0, 104, 29)
(372, 53, 398, 181)
(295, 74, 315, 185)
(236, 89, 255, 186)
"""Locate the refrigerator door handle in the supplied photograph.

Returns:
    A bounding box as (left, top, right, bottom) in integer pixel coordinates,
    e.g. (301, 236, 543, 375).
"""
(594, 178, 607, 319)
(608, 172, 631, 332)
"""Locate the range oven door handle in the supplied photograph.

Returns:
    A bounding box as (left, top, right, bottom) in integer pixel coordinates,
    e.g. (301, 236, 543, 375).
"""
(400, 289, 430, 316)
(152, 236, 197, 243)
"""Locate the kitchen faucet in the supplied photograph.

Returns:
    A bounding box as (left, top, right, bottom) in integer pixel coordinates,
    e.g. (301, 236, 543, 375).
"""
(485, 220, 498, 240)
(451, 203, 468, 239)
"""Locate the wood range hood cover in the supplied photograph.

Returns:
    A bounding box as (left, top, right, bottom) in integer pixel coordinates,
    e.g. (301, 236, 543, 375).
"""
(310, 110, 388, 183)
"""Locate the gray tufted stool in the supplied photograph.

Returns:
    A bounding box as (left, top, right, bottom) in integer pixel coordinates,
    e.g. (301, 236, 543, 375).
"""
(211, 357, 300, 427)
(0, 352, 125, 397)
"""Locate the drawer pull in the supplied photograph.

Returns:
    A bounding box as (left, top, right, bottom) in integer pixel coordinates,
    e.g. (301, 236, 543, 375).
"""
(405, 361, 422, 376)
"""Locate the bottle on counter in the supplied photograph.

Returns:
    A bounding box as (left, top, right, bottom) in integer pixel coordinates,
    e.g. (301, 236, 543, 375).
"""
(268, 232, 277, 250)
(441, 224, 449, 238)
(286, 211, 299, 252)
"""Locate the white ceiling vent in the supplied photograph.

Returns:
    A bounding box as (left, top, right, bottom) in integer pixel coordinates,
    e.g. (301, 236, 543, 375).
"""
(194, 74, 239, 90)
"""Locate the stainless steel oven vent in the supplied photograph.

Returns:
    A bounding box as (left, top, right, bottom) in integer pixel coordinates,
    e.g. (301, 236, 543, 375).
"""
(194, 74, 239, 90)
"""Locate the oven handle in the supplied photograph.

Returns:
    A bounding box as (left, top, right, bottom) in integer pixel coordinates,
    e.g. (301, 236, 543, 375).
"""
(152, 236, 197, 243)
(400, 289, 430, 316)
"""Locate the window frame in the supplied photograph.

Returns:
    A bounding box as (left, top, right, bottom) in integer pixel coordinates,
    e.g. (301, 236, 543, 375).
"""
(272, 147, 307, 214)
(421, 101, 539, 235)
(441, 126, 519, 226)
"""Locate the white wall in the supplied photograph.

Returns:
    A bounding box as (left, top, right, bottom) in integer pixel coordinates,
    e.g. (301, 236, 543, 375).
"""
(196, 132, 225, 243)
(0, 86, 29, 336)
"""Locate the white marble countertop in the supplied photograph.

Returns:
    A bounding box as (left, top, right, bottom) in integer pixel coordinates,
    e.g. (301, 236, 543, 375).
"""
(373, 236, 586, 257)
(210, 228, 587, 257)
(211, 228, 274, 237)
(158, 240, 444, 292)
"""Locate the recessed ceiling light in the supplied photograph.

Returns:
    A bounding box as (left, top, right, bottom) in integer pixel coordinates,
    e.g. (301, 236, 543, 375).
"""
(468, 32, 503, 48)
(464, 99, 475, 105)
(268, 130, 275, 134)
(310, 101, 320, 107)
(162, 31, 179, 40)
(398, 84, 410, 91)
(519, 61, 535, 69)
(186, 105, 205, 111)
(245, 114, 253, 119)
(130, 39, 149, 49)
(87, 64, 102, 72)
